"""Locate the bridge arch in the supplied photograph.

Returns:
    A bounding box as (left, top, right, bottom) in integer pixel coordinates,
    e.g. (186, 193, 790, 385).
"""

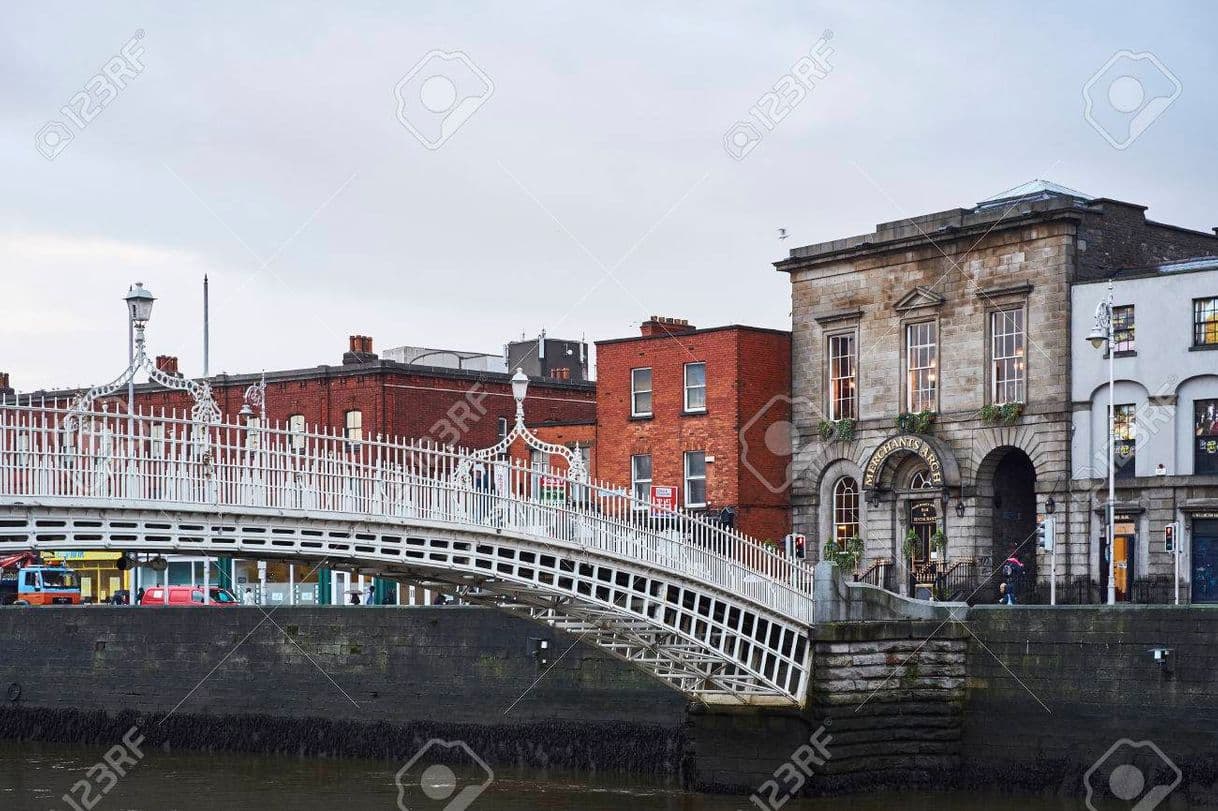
(0, 402, 813, 707)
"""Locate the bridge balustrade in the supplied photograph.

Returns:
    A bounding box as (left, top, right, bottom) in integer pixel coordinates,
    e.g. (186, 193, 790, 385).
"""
(0, 403, 814, 622)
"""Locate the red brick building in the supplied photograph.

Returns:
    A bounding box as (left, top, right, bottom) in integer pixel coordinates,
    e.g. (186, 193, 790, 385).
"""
(16, 336, 596, 450)
(594, 317, 792, 542)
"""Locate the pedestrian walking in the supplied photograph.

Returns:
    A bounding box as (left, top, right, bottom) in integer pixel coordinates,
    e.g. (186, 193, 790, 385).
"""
(366, 584, 376, 606)
(1000, 548, 1025, 605)
(349, 591, 361, 606)
(243, 587, 256, 606)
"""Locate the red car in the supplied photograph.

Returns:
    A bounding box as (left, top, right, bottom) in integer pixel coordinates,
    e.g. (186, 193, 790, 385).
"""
(139, 586, 239, 606)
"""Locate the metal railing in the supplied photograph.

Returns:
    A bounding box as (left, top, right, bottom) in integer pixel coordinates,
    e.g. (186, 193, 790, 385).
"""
(0, 402, 815, 621)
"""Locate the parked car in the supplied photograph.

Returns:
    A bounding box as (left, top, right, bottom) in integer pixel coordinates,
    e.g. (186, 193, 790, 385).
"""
(139, 586, 239, 606)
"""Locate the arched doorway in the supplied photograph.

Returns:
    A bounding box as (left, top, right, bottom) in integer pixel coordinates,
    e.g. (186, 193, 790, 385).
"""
(983, 448, 1038, 592)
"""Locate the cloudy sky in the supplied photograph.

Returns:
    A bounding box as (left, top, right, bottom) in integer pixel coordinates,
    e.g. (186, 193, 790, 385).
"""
(4, 1, 1216, 391)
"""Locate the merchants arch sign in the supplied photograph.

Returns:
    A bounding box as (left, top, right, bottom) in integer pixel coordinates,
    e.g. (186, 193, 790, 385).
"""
(861, 434, 961, 490)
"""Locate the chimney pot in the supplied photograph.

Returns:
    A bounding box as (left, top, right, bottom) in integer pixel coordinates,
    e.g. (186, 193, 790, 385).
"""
(640, 316, 696, 337)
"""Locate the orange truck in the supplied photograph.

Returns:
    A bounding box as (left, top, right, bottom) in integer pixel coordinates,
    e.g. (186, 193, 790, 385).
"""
(0, 552, 83, 606)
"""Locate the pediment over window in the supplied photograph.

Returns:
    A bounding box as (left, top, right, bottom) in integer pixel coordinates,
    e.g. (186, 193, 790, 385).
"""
(894, 286, 946, 312)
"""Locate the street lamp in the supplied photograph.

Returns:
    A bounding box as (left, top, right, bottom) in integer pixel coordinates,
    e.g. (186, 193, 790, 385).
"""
(511, 367, 529, 423)
(1087, 279, 1117, 606)
(123, 283, 154, 607)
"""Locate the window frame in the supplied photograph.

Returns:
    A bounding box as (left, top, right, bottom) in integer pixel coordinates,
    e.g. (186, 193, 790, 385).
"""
(288, 414, 307, 452)
(832, 476, 860, 548)
(1194, 297, 1218, 347)
(989, 306, 1026, 405)
(1111, 305, 1135, 354)
(1112, 402, 1137, 479)
(904, 320, 938, 413)
(683, 451, 707, 508)
(1195, 398, 1218, 475)
(344, 409, 363, 443)
(630, 368, 654, 418)
(683, 362, 707, 413)
(631, 454, 653, 504)
(826, 330, 858, 421)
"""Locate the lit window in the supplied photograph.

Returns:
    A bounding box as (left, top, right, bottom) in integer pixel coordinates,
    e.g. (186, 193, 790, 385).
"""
(631, 368, 653, 417)
(684, 363, 707, 412)
(344, 410, 363, 442)
(631, 454, 652, 502)
(684, 451, 707, 508)
(1195, 399, 1218, 475)
(1113, 403, 1136, 479)
(905, 322, 937, 412)
(288, 414, 306, 451)
(1194, 297, 1218, 347)
(832, 477, 860, 547)
(827, 332, 857, 420)
(1112, 306, 1135, 353)
(990, 308, 1025, 405)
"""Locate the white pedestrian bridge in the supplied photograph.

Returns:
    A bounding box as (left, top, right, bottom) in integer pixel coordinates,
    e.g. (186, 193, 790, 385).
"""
(0, 403, 813, 706)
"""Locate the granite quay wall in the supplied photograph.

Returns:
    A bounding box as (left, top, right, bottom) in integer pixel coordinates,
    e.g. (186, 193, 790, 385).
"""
(961, 605, 1218, 805)
(0, 606, 687, 777)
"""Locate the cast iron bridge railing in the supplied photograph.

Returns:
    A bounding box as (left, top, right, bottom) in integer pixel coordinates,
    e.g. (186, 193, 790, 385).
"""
(0, 402, 814, 706)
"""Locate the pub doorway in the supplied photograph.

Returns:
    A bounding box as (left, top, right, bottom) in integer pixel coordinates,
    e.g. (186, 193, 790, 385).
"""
(1100, 516, 1138, 602)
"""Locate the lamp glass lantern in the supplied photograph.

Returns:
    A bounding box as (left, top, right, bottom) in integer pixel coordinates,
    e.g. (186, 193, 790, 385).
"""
(125, 282, 156, 325)
(511, 368, 529, 405)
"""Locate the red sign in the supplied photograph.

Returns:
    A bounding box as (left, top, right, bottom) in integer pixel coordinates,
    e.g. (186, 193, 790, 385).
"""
(650, 485, 677, 513)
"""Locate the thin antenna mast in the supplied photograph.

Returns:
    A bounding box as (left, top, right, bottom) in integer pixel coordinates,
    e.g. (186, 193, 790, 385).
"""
(203, 274, 210, 377)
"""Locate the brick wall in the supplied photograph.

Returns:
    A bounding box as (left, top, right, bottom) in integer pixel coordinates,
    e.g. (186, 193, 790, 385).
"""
(49, 365, 595, 449)
(595, 325, 791, 542)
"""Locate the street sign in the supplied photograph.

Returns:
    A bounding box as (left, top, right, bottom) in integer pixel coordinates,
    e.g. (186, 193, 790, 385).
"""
(650, 485, 677, 513)
(540, 475, 567, 503)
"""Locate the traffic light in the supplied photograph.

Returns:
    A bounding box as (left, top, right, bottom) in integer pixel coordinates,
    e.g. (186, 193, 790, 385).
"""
(793, 534, 806, 559)
(1037, 516, 1055, 551)
(1165, 523, 1177, 554)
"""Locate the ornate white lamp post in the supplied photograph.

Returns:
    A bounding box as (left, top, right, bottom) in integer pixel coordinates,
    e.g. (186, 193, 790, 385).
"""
(1086, 279, 1117, 606)
(67, 282, 221, 429)
(454, 368, 587, 488)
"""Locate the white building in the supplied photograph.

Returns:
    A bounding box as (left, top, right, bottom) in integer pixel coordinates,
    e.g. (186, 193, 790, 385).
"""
(1071, 257, 1218, 603)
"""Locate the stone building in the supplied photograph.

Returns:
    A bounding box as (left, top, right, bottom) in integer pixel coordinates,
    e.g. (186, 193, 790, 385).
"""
(1071, 258, 1218, 603)
(775, 181, 1218, 599)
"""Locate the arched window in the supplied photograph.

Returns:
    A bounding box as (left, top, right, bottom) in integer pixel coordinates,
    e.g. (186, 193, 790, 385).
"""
(833, 477, 860, 546)
(910, 469, 936, 490)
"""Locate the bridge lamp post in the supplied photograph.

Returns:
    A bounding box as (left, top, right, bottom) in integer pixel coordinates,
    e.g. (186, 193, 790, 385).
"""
(1086, 279, 1117, 606)
(123, 283, 155, 605)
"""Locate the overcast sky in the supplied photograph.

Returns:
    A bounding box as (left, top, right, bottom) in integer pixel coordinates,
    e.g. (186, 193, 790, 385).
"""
(4, 1, 1216, 391)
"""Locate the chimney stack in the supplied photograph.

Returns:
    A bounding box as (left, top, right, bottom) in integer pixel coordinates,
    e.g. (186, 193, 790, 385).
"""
(640, 316, 696, 337)
(155, 356, 180, 375)
(0, 373, 11, 396)
(343, 335, 378, 365)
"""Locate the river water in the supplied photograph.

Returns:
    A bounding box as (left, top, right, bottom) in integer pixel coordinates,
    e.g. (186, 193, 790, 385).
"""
(0, 742, 1096, 811)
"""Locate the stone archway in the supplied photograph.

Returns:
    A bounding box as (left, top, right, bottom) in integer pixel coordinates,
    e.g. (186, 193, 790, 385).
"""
(976, 446, 1038, 591)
